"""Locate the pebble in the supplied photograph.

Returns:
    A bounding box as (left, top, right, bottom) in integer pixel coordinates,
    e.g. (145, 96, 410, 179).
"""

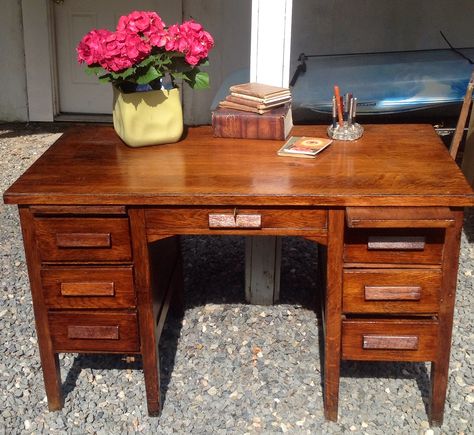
(1, 124, 473, 433)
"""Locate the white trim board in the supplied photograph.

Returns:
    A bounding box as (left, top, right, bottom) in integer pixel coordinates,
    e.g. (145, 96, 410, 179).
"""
(247, 0, 293, 304)
(22, 0, 56, 122)
(250, 0, 293, 87)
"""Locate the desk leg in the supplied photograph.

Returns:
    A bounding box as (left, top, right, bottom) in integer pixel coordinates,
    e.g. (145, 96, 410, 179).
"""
(129, 208, 161, 416)
(323, 209, 345, 421)
(19, 207, 64, 410)
(170, 246, 185, 318)
(429, 209, 463, 426)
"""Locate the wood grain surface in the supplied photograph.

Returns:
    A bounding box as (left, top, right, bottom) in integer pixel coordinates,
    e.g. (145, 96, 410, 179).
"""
(4, 125, 474, 206)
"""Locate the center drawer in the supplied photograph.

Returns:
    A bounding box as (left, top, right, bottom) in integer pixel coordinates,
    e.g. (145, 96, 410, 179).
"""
(34, 217, 132, 262)
(41, 266, 136, 309)
(343, 268, 441, 314)
(145, 207, 327, 235)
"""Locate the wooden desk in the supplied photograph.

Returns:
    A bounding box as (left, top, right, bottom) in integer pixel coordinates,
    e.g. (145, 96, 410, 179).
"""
(3, 124, 474, 426)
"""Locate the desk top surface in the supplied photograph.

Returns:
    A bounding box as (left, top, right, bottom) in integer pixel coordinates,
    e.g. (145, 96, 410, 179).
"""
(4, 124, 474, 207)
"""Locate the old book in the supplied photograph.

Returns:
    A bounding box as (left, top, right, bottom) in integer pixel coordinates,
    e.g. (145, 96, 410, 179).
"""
(229, 83, 291, 104)
(229, 82, 291, 99)
(218, 100, 275, 114)
(225, 94, 291, 110)
(229, 92, 292, 105)
(212, 104, 293, 140)
(277, 136, 333, 158)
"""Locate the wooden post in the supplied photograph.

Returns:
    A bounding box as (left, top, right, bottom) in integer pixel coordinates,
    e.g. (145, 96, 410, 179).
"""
(245, 236, 281, 304)
(461, 102, 474, 187)
(449, 71, 474, 159)
(246, 0, 292, 304)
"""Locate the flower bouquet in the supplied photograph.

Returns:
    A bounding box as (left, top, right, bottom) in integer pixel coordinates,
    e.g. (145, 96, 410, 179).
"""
(76, 10, 214, 91)
(75, 11, 214, 147)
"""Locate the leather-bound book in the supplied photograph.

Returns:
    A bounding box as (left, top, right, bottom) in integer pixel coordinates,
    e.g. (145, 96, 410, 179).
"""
(212, 104, 293, 140)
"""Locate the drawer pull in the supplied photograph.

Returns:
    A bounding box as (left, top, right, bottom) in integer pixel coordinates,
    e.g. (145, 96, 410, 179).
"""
(364, 285, 421, 301)
(56, 232, 111, 248)
(67, 325, 119, 340)
(60, 281, 115, 297)
(208, 213, 262, 229)
(367, 236, 425, 250)
(363, 335, 419, 350)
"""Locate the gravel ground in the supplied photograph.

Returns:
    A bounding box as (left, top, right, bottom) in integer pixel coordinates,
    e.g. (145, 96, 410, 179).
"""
(0, 123, 473, 434)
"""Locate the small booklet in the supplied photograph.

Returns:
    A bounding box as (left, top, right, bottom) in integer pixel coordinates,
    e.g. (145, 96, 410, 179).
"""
(277, 136, 333, 158)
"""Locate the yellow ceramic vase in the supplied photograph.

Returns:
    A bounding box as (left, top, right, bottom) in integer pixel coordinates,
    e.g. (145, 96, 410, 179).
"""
(112, 86, 183, 147)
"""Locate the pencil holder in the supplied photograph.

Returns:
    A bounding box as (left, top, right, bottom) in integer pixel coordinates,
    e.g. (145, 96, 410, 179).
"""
(327, 122, 364, 141)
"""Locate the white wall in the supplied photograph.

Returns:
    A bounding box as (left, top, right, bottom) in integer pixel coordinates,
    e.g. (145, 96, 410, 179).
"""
(290, 0, 474, 72)
(0, 0, 28, 122)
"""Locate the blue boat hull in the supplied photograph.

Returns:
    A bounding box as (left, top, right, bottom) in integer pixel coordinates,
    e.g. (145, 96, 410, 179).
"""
(212, 49, 474, 123)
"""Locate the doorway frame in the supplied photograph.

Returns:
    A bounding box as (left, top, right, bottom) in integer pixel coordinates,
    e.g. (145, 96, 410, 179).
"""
(22, 0, 57, 121)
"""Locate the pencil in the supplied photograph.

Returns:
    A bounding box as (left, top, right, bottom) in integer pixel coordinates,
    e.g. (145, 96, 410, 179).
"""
(334, 85, 343, 127)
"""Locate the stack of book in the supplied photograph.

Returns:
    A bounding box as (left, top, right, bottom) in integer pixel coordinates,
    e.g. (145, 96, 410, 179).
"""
(218, 82, 292, 114)
(212, 82, 293, 140)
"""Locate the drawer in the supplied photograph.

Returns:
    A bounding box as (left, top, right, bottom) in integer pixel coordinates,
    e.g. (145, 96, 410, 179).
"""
(146, 207, 327, 235)
(342, 319, 438, 362)
(34, 217, 131, 262)
(49, 311, 139, 353)
(41, 266, 136, 309)
(343, 269, 441, 314)
(344, 228, 444, 265)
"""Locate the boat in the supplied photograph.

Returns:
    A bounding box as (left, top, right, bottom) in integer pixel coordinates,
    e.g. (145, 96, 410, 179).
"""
(212, 49, 474, 123)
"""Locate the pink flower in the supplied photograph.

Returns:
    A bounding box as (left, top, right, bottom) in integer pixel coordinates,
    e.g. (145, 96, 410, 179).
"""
(117, 11, 164, 34)
(177, 20, 214, 66)
(146, 23, 167, 48)
(99, 31, 151, 72)
(117, 10, 168, 49)
(76, 11, 214, 86)
(76, 29, 111, 65)
(165, 24, 188, 52)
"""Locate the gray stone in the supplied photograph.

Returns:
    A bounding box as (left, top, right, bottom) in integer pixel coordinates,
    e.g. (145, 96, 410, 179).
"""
(0, 123, 473, 433)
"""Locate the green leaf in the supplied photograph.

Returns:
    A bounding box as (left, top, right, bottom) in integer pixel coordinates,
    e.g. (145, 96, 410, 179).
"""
(85, 66, 105, 76)
(110, 67, 135, 80)
(136, 66, 161, 84)
(120, 67, 135, 79)
(97, 74, 112, 83)
(138, 55, 156, 68)
(171, 72, 186, 81)
(193, 71, 209, 89)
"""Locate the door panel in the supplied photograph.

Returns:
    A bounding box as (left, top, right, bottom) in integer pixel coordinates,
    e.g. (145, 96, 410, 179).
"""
(54, 1, 179, 114)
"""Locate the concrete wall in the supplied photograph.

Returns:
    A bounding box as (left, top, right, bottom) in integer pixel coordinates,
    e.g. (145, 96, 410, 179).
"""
(182, 0, 251, 125)
(290, 0, 474, 72)
(0, 0, 28, 122)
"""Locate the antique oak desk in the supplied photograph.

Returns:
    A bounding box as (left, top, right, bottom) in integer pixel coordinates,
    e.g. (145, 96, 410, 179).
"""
(3, 124, 474, 426)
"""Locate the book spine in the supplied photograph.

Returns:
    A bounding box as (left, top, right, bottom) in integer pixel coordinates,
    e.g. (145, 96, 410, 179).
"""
(212, 111, 285, 140)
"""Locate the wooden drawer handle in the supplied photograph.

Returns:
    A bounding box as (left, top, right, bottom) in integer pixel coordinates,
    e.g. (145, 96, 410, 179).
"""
(56, 233, 111, 248)
(208, 213, 262, 229)
(67, 325, 119, 340)
(363, 335, 419, 350)
(367, 236, 425, 250)
(60, 281, 115, 297)
(364, 285, 421, 301)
